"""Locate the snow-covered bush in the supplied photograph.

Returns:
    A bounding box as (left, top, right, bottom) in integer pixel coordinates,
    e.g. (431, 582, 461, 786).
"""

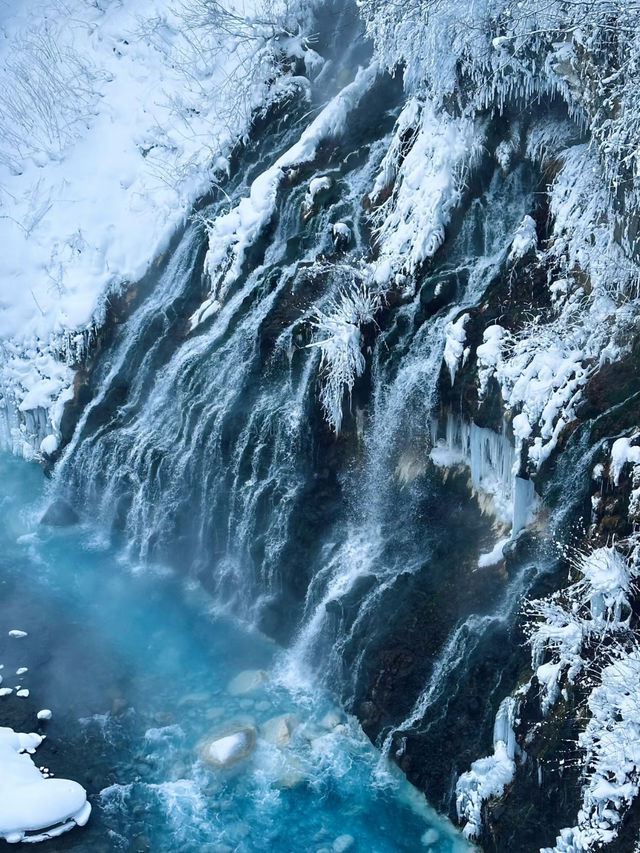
(308, 280, 381, 433)
(0, 18, 101, 173)
(457, 544, 640, 844)
(543, 646, 640, 853)
(358, 0, 640, 188)
(548, 145, 639, 300)
(526, 546, 637, 713)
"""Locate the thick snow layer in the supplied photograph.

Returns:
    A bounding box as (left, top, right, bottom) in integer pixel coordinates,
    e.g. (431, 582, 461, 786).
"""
(0, 727, 90, 844)
(0, 0, 311, 455)
(369, 99, 482, 283)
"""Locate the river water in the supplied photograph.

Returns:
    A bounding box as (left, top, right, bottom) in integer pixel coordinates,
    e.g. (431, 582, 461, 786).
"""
(0, 452, 469, 852)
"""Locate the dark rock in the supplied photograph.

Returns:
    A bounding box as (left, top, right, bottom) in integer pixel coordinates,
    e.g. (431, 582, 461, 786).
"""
(40, 499, 79, 527)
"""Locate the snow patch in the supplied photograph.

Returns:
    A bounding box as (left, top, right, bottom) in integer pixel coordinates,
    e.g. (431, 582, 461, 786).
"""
(443, 314, 469, 386)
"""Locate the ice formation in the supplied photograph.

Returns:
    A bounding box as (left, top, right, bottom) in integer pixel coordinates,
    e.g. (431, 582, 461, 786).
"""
(430, 415, 536, 536)
(456, 696, 518, 840)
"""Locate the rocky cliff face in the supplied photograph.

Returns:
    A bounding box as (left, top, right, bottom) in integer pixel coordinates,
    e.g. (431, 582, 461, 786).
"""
(33, 2, 640, 851)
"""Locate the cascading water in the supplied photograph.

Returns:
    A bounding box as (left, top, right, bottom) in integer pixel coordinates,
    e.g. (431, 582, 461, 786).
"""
(56, 13, 399, 636)
(49, 0, 590, 830)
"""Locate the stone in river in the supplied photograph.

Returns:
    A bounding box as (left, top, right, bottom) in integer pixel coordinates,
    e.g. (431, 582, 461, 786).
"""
(40, 499, 79, 527)
(227, 669, 269, 696)
(200, 727, 256, 768)
(333, 835, 355, 853)
(260, 713, 299, 747)
(274, 753, 307, 790)
(320, 708, 344, 730)
(421, 828, 440, 845)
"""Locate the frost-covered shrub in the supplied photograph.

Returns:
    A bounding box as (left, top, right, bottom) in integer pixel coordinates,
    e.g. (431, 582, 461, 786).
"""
(308, 280, 381, 433)
(359, 0, 640, 269)
(548, 144, 639, 299)
(525, 546, 637, 713)
(471, 284, 640, 471)
(0, 19, 101, 173)
(543, 646, 640, 853)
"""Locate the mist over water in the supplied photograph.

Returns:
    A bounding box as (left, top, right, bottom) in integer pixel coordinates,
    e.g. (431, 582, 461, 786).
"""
(0, 453, 469, 852)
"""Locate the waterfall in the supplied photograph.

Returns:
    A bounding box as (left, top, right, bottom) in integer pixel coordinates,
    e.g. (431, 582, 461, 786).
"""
(52, 4, 557, 818)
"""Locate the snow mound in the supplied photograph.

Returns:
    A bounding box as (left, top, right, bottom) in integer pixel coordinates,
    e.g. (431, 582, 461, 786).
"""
(0, 727, 90, 844)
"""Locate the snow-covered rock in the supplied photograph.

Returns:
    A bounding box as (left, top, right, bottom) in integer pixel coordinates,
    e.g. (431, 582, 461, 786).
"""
(200, 726, 257, 769)
(443, 314, 469, 385)
(456, 697, 518, 840)
(508, 215, 537, 262)
(227, 669, 269, 696)
(369, 99, 482, 283)
(333, 834, 355, 852)
(260, 714, 298, 747)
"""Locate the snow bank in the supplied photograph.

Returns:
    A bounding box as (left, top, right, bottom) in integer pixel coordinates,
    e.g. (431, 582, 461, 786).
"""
(478, 537, 509, 569)
(0, 0, 313, 456)
(0, 727, 90, 844)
